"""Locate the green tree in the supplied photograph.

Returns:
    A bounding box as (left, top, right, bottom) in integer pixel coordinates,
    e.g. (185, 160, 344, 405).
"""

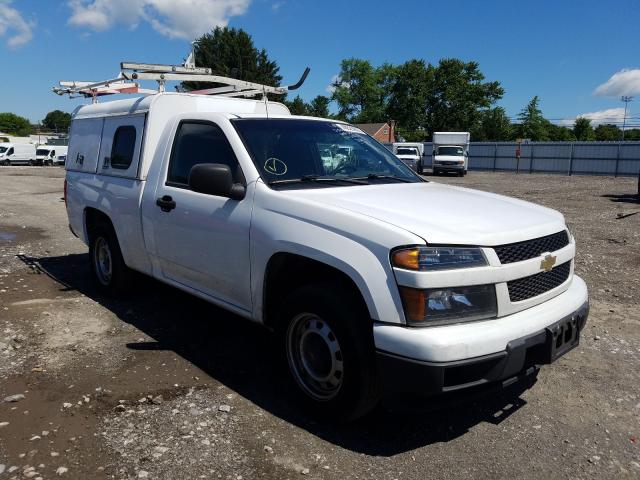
(42, 110, 71, 132)
(330, 59, 396, 122)
(472, 107, 512, 141)
(307, 95, 331, 118)
(594, 124, 620, 141)
(517, 96, 548, 141)
(181, 27, 282, 92)
(426, 59, 504, 135)
(0, 112, 32, 136)
(387, 59, 433, 136)
(285, 95, 308, 115)
(573, 117, 594, 141)
(545, 121, 575, 141)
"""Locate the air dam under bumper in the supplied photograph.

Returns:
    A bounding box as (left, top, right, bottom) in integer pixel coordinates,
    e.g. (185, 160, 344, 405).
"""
(374, 275, 589, 395)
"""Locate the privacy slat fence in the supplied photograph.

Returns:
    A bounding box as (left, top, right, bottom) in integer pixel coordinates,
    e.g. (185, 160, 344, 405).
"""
(385, 142, 640, 176)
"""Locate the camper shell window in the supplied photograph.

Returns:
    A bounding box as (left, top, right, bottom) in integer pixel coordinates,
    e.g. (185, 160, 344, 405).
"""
(110, 126, 137, 169)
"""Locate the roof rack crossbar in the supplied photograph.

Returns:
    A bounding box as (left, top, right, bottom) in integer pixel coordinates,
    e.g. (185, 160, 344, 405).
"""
(53, 50, 309, 102)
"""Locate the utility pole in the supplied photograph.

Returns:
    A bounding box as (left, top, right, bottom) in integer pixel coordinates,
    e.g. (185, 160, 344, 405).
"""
(621, 96, 633, 141)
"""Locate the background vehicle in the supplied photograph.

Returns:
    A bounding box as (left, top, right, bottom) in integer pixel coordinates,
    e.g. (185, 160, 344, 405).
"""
(393, 142, 425, 173)
(36, 145, 68, 166)
(432, 132, 470, 176)
(0, 143, 36, 165)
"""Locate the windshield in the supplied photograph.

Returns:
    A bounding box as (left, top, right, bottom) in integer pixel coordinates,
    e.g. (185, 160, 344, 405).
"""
(232, 119, 421, 187)
(36, 149, 50, 156)
(396, 147, 418, 155)
(437, 146, 464, 156)
(0, 147, 7, 153)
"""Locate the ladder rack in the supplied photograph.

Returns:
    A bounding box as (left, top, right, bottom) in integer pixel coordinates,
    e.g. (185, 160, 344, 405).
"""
(53, 50, 310, 103)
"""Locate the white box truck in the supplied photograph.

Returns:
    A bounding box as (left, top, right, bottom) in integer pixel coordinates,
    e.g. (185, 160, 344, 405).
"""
(393, 142, 425, 173)
(432, 132, 470, 176)
(36, 145, 68, 166)
(0, 143, 36, 165)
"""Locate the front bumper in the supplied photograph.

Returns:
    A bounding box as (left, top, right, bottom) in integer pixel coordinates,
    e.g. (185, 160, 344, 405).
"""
(375, 276, 589, 395)
(433, 163, 464, 171)
(377, 300, 588, 395)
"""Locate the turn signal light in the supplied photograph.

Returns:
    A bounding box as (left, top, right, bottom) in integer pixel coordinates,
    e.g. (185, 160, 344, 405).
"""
(398, 286, 426, 323)
(392, 248, 420, 270)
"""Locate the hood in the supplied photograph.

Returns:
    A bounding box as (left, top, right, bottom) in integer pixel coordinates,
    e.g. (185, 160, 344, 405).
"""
(285, 182, 565, 246)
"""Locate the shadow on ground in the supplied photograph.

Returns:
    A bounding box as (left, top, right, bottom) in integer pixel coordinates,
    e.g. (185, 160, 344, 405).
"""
(601, 193, 640, 204)
(20, 252, 538, 456)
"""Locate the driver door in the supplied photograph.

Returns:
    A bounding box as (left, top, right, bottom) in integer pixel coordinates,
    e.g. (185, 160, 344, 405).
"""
(146, 120, 253, 312)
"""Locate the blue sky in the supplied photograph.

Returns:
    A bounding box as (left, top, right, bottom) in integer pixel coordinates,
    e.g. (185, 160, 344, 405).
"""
(1, 0, 639, 126)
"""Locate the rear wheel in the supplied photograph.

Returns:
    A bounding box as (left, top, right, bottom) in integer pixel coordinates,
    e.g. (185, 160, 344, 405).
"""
(89, 223, 132, 295)
(28, 159, 34, 166)
(278, 283, 380, 422)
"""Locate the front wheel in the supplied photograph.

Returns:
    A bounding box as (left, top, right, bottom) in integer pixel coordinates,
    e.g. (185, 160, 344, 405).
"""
(279, 283, 380, 422)
(89, 224, 132, 295)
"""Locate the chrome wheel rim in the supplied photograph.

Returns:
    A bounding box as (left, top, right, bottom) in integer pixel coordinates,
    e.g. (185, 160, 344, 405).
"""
(94, 237, 112, 285)
(286, 313, 344, 401)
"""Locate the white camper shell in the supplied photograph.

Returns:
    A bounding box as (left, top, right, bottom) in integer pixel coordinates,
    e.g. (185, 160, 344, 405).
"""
(432, 131, 470, 176)
(67, 93, 290, 178)
(0, 143, 36, 166)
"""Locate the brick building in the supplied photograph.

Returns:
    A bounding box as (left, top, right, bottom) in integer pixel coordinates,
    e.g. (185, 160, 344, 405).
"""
(354, 121, 396, 142)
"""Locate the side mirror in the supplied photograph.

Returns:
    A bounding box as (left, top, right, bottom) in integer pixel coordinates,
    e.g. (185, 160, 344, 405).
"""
(188, 163, 246, 200)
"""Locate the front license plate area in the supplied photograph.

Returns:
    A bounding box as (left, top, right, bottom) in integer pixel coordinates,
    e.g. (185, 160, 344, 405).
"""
(546, 315, 580, 363)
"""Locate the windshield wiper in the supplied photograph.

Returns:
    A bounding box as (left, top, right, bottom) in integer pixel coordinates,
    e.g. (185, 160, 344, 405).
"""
(268, 175, 367, 186)
(353, 173, 414, 183)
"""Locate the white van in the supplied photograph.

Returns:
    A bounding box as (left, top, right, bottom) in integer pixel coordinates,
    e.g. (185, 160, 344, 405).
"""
(36, 145, 68, 166)
(0, 143, 36, 165)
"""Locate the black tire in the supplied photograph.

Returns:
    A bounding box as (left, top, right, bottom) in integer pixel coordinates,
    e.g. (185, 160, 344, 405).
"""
(463, 170, 468, 177)
(28, 159, 34, 166)
(416, 161, 423, 175)
(277, 283, 380, 422)
(88, 222, 132, 295)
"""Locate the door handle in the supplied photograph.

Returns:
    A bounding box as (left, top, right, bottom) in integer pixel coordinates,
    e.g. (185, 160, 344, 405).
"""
(156, 195, 176, 212)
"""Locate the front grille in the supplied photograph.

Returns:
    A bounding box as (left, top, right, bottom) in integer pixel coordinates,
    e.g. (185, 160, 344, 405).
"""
(508, 261, 571, 302)
(494, 230, 569, 264)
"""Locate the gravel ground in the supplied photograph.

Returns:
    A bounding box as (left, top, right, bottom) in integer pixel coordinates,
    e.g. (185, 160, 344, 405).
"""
(0, 166, 639, 479)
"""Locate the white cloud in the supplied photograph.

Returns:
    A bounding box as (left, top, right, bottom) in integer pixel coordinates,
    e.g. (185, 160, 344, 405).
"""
(0, 0, 35, 48)
(67, 0, 251, 40)
(594, 69, 640, 97)
(326, 73, 349, 94)
(559, 107, 628, 126)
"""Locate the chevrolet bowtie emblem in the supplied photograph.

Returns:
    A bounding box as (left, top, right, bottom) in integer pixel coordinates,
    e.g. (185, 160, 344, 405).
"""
(540, 254, 557, 272)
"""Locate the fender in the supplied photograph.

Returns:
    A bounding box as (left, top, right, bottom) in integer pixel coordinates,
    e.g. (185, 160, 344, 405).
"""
(250, 181, 425, 325)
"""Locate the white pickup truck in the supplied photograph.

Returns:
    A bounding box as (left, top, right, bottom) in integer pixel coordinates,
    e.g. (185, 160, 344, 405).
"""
(64, 92, 589, 421)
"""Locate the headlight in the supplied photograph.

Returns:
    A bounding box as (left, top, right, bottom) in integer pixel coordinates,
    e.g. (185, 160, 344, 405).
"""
(399, 284, 497, 326)
(392, 246, 487, 271)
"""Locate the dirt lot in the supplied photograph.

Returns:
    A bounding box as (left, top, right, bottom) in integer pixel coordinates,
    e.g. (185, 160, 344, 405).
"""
(0, 166, 639, 480)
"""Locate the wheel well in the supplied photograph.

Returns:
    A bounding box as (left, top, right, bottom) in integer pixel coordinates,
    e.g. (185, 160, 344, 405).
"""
(263, 253, 370, 330)
(84, 207, 113, 239)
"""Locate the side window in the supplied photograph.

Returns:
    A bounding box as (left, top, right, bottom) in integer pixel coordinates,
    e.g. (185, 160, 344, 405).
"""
(110, 126, 136, 169)
(8, 148, 14, 155)
(167, 122, 241, 187)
